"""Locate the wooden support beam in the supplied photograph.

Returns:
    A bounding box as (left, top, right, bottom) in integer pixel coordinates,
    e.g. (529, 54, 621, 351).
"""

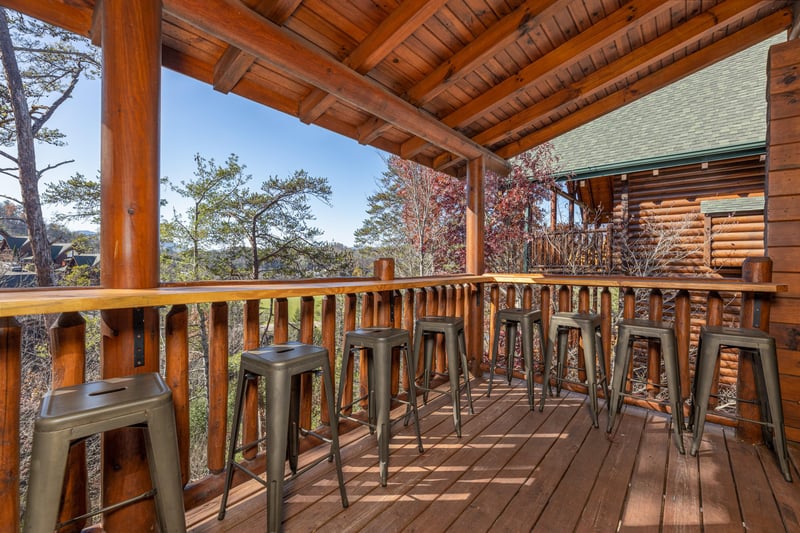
(300, 0, 445, 125)
(400, 0, 673, 159)
(496, 7, 792, 158)
(466, 157, 485, 275)
(164, 0, 509, 173)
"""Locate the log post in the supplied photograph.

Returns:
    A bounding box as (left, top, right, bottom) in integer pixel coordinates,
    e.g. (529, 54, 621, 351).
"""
(165, 305, 190, 486)
(647, 289, 663, 398)
(738, 257, 773, 442)
(321, 295, 336, 424)
(299, 297, 315, 430)
(402, 290, 415, 390)
(707, 291, 723, 408)
(50, 312, 87, 532)
(466, 158, 485, 374)
(601, 288, 612, 385)
(242, 300, 260, 460)
(675, 290, 691, 418)
(208, 302, 229, 474)
(0, 318, 20, 531)
(342, 294, 357, 415)
(623, 288, 635, 393)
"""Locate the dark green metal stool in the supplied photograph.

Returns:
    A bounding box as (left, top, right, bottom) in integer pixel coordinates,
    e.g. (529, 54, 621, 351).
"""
(607, 319, 684, 453)
(690, 325, 791, 481)
(413, 316, 474, 437)
(337, 327, 423, 486)
(218, 342, 348, 532)
(488, 308, 544, 410)
(25, 373, 186, 533)
(539, 312, 609, 427)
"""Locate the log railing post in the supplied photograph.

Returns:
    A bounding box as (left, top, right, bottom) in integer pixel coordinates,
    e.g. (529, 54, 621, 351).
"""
(299, 297, 315, 431)
(601, 288, 612, 383)
(706, 291, 723, 408)
(165, 304, 190, 486)
(623, 288, 635, 393)
(540, 286, 551, 352)
(50, 312, 87, 532)
(342, 294, 357, 415)
(208, 302, 229, 474)
(577, 287, 589, 386)
(647, 289, 663, 398)
(739, 257, 773, 442)
(242, 300, 260, 460)
(414, 289, 427, 378)
(0, 317, 20, 532)
(675, 290, 691, 414)
(321, 295, 337, 425)
(402, 290, 415, 390)
(488, 284, 499, 371)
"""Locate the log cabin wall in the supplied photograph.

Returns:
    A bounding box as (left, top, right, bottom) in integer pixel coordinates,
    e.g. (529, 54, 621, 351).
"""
(766, 38, 800, 443)
(609, 155, 766, 386)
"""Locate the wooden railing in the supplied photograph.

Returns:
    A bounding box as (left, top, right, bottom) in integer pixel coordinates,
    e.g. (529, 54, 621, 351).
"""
(0, 259, 786, 530)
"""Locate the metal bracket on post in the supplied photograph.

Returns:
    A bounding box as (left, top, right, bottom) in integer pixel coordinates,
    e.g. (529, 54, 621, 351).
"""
(133, 307, 145, 367)
(752, 298, 763, 329)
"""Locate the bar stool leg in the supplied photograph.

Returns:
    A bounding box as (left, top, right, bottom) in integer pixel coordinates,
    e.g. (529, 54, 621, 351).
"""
(320, 358, 350, 505)
(555, 327, 569, 397)
(758, 342, 792, 481)
(265, 372, 292, 533)
(458, 328, 474, 415)
(607, 328, 632, 433)
(145, 400, 188, 533)
(539, 322, 559, 411)
(373, 345, 393, 486)
(690, 337, 721, 456)
(403, 345, 424, 453)
(288, 373, 301, 473)
(581, 325, 600, 428)
(23, 429, 71, 533)
(445, 332, 463, 437)
(660, 332, 685, 454)
(488, 316, 503, 397)
(521, 322, 535, 410)
(219, 366, 249, 520)
(506, 322, 518, 386)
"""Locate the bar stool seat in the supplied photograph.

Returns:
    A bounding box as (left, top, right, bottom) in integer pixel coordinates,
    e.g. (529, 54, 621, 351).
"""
(690, 325, 791, 482)
(607, 319, 684, 453)
(337, 327, 423, 486)
(218, 342, 348, 532)
(538, 312, 609, 427)
(488, 308, 544, 410)
(24, 372, 186, 533)
(413, 316, 474, 437)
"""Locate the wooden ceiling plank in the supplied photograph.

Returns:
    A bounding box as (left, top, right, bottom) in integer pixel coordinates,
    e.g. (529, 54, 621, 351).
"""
(164, 0, 509, 173)
(405, 0, 568, 106)
(212, 0, 301, 93)
(298, 0, 445, 134)
(496, 8, 792, 159)
(473, 0, 772, 147)
(447, 0, 677, 130)
(0, 0, 93, 36)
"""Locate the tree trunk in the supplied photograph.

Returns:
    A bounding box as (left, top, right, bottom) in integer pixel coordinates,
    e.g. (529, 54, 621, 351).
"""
(0, 9, 54, 287)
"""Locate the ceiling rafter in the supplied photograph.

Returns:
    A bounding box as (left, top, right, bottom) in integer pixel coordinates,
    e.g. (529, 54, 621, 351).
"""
(212, 0, 302, 93)
(164, 0, 510, 173)
(472, 0, 770, 147)
(497, 8, 792, 159)
(298, 0, 446, 124)
(400, 0, 674, 159)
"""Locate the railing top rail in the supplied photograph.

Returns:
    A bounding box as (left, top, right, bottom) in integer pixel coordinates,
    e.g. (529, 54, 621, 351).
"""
(0, 272, 786, 318)
(488, 273, 788, 293)
(0, 275, 485, 317)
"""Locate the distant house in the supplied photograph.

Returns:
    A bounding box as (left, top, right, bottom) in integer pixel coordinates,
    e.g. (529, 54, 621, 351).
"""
(0, 236, 98, 286)
(550, 35, 779, 280)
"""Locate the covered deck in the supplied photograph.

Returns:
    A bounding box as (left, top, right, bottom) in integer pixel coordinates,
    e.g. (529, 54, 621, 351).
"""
(187, 377, 800, 532)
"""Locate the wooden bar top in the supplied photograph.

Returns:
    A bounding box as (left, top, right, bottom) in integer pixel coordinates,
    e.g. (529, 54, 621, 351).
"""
(0, 273, 786, 318)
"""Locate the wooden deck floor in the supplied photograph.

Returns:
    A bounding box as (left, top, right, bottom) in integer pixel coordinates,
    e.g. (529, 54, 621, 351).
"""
(187, 378, 800, 532)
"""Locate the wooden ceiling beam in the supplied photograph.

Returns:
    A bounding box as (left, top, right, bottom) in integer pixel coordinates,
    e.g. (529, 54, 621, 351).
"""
(473, 0, 772, 147)
(400, 0, 672, 160)
(497, 8, 792, 159)
(213, 0, 301, 93)
(405, 0, 567, 106)
(299, 0, 445, 123)
(165, 0, 509, 173)
(0, 0, 93, 35)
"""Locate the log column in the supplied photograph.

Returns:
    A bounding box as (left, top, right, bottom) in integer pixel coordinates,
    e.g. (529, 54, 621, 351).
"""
(98, 1, 163, 530)
(466, 158, 485, 374)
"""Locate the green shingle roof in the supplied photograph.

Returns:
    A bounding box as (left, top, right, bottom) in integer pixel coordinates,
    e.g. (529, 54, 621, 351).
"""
(550, 34, 783, 175)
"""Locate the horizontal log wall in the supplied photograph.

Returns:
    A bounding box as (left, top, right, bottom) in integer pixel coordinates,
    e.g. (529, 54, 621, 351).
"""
(767, 38, 800, 443)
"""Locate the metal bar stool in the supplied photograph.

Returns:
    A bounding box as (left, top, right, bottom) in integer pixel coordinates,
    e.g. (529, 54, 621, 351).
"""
(218, 342, 348, 532)
(413, 316, 474, 437)
(337, 327, 423, 486)
(607, 319, 684, 453)
(690, 325, 791, 481)
(488, 308, 544, 410)
(538, 312, 609, 427)
(24, 373, 186, 533)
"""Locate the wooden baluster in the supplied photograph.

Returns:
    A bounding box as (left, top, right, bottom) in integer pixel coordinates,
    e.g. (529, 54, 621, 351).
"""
(577, 286, 589, 386)
(374, 258, 394, 328)
(647, 289, 663, 399)
(242, 299, 260, 460)
(455, 285, 465, 319)
(165, 305, 190, 486)
(50, 312, 87, 533)
(601, 288, 612, 387)
(208, 302, 229, 473)
(706, 291, 723, 409)
(359, 293, 374, 410)
(739, 257, 773, 441)
(274, 298, 289, 344)
(299, 297, 315, 431)
(414, 289, 427, 378)
(0, 317, 20, 532)
(320, 295, 337, 425)
(558, 285, 570, 312)
(675, 290, 691, 418)
(402, 290, 415, 391)
(522, 285, 532, 309)
(506, 284, 516, 309)
(465, 283, 484, 376)
(623, 288, 636, 394)
(342, 294, 357, 415)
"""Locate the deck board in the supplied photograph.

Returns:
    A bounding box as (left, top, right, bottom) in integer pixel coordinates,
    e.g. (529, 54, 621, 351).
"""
(187, 377, 800, 532)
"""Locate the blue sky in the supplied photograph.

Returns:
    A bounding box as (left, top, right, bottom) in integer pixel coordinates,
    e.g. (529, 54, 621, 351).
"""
(32, 68, 388, 246)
